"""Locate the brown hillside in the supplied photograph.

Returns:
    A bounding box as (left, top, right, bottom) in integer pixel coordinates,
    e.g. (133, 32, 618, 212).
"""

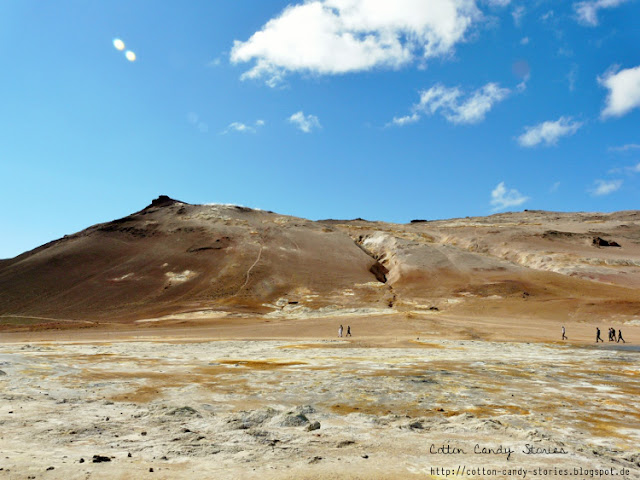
(1, 198, 639, 328)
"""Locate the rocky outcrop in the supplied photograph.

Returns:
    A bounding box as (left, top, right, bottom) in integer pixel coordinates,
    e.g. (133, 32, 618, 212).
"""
(592, 237, 621, 247)
(146, 195, 184, 209)
(369, 262, 389, 283)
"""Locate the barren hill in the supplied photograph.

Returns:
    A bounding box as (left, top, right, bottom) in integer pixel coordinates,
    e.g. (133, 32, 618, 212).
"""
(1, 196, 639, 329)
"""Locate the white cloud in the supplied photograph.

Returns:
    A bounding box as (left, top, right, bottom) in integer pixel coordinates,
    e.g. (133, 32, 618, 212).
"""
(599, 65, 640, 118)
(289, 111, 321, 133)
(574, 0, 628, 26)
(187, 112, 209, 133)
(550, 181, 561, 193)
(620, 162, 640, 174)
(516, 78, 528, 93)
(520, 36, 530, 45)
(512, 5, 525, 26)
(540, 10, 554, 22)
(393, 82, 509, 126)
(230, 0, 482, 85)
(512, 60, 530, 92)
(490, 182, 529, 211)
(608, 143, 640, 153)
(390, 112, 420, 126)
(557, 47, 574, 57)
(608, 161, 640, 175)
(226, 122, 253, 133)
(222, 119, 265, 134)
(517, 117, 582, 147)
(485, 0, 511, 6)
(591, 179, 622, 196)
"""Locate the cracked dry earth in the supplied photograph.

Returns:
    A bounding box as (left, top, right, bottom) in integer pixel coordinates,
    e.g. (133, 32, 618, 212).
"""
(0, 340, 639, 479)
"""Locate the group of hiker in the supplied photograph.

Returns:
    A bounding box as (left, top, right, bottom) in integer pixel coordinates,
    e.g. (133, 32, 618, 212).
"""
(596, 326, 625, 343)
(563, 326, 626, 343)
(338, 324, 351, 338)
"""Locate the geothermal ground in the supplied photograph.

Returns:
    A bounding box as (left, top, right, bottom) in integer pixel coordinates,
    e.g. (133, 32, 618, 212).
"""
(0, 318, 639, 480)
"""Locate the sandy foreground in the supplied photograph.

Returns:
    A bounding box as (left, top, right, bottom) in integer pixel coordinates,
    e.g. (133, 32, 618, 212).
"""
(0, 316, 639, 480)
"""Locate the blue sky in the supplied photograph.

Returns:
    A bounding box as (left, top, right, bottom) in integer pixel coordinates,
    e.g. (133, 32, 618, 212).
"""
(1, 0, 639, 258)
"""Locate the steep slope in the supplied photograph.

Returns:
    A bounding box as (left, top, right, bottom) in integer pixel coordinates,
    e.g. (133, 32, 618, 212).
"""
(0, 197, 389, 323)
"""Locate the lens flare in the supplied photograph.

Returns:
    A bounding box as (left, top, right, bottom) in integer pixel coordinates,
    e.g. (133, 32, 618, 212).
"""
(113, 38, 125, 51)
(125, 50, 136, 62)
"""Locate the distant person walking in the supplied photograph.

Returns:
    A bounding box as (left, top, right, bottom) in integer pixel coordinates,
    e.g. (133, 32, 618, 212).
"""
(596, 327, 603, 343)
(346, 326, 351, 337)
(338, 325, 343, 338)
(617, 329, 626, 344)
(562, 326, 567, 340)
(608, 328, 615, 342)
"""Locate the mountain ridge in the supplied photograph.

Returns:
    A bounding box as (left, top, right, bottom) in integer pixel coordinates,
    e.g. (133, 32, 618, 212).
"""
(1, 196, 639, 329)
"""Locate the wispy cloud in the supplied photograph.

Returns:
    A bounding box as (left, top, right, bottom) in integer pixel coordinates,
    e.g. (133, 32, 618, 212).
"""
(599, 64, 640, 118)
(607, 160, 640, 175)
(225, 122, 253, 133)
(230, 0, 482, 86)
(540, 10, 554, 22)
(485, 0, 511, 6)
(567, 64, 578, 91)
(574, 0, 629, 26)
(391, 112, 420, 127)
(591, 179, 623, 196)
(557, 47, 574, 58)
(222, 119, 266, 134)
(512, 6, 525, 26)
(512, 60, 531, 92)
(288, 111, 321, 133)
(608, 143, 640, 153)
(187, 112, 208, 133)
(550, 182, 561, 193)
(490, 182, 529, 211)
(517, 117, 582, 147)
(392, 83, 510, 126)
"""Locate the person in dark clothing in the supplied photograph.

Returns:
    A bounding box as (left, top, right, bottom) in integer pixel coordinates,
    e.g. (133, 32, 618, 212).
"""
(609, 328, 615, 341)
(346, 326, 351, 337)
(596, 327, 603, 343)
(617, 329, 625, 344)
(562, 326, 567, 340)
